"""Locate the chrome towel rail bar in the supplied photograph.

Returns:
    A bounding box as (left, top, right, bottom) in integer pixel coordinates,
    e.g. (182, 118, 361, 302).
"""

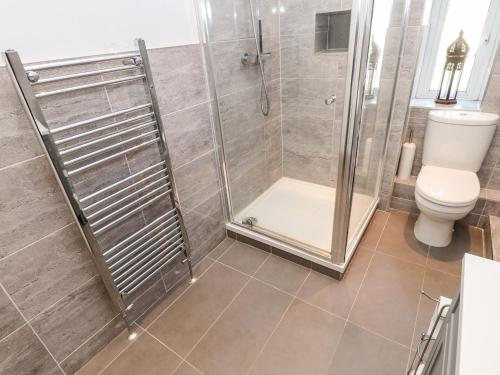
(104, 209, 177, 259)
(122, 250, 184, 295)
(51, 103, 152, 135)
(5, 40, 194, 333)
(79, 161, 165, 204)
(59, 120, 157, 155)
(86, 179, 171, 220)
(90, 185, 170, 228)
(93, 190, 170, 235)
(35, 74, 146, 98)
(55, 112, 155, 145)
(63, 129, 158, 166)
(67, 138, 160, 176)
(108, 221, 180, 271)
(24, 52, 140, 71)
(83, 168, 169, 211)
(32, 65, 141, 85)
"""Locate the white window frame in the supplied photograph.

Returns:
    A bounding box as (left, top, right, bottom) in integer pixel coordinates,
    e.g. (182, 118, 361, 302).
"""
(412, 0, 500, 102)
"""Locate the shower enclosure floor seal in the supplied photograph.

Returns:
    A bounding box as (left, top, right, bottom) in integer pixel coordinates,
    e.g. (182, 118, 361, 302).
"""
(231, 177, 375, 269)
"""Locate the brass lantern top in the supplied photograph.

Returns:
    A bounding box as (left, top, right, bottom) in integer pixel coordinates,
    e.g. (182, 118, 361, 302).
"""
(446, 30, 469, 63)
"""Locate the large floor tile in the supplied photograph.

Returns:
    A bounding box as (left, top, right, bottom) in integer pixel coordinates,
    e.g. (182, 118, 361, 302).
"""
(326, 323, 409, 375)
(377, 211, 429, 266)
(207, 237, 235, 260)
(427, 225, 484, 276)
(254, 254, 310, 295)
(173, 361, 203, 375)
(147, 262, 248, 357)
(297, 247, 373, 318)
(349, 253, 425, 347)
(187, 279, 292, 375)
(102, 332, 181, 375)
(359, 210, 389, 250)
(248, 299, 345, 375)
(218, 241, 269, 275)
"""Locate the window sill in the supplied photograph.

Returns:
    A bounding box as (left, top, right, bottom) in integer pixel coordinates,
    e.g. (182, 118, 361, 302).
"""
(410, 98, 481, 111)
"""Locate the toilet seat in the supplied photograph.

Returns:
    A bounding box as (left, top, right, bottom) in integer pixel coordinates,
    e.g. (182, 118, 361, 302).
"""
(416, 166, 479, 207)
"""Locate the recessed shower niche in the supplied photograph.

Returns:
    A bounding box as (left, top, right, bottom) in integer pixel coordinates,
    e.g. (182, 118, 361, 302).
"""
(315, 10, 351, 53)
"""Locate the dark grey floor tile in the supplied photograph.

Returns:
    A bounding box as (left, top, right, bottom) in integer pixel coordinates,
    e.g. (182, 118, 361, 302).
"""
(0, 223, 97, 320)
(147, 262, 248, 357)
(218, 242, 269, 275)
(249, 299, 345, 375)
(349, 253, 425, 347)
(0, 324, 57, 375)
(327, 323, 410, 375)
(102, 332, 181, 375)
(427, 225, 484, 276)
(254, 254, 310, 295)
(359, 210, 390, 249)
(187, 279, 292, 375)
(297, 247, 373, 318)
(31, 277, 116, 361)
(377, 211, 429, 266)
(207, 237, 235, 260)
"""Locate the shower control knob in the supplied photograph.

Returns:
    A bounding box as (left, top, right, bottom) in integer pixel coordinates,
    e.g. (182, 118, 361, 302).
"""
(325, 95, 337, 105)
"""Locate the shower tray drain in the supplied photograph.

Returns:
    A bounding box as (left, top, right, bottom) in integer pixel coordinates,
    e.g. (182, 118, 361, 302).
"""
(242, 217, 258, 227)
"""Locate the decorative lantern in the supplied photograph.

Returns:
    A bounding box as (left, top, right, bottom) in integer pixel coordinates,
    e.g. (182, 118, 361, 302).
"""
(365, 39, 380, 99)
(435, 30, 469, 105)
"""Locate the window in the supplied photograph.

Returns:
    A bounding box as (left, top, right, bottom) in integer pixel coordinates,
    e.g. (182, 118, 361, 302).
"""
(412, 0, 500, 102)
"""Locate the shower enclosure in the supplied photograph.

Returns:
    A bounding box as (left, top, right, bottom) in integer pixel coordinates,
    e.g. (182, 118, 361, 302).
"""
(197, 0, 407, 273)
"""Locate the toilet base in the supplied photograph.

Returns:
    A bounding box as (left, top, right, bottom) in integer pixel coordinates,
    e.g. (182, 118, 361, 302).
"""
(414, 212, 454, 247)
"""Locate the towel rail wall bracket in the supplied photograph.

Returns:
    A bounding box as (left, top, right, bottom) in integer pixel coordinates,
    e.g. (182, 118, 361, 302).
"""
(4, 39, 195, 333)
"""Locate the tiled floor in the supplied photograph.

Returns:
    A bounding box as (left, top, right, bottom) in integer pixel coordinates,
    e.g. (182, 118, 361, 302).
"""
(77, 210, 484, 375)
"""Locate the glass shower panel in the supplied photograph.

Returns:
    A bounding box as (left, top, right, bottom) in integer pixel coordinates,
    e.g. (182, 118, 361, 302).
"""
(347, 0, 402, 252)
(203, 0, 354, 257)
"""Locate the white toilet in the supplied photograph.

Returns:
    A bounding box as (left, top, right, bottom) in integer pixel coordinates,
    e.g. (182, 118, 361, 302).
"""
(414, 110, 499, 247)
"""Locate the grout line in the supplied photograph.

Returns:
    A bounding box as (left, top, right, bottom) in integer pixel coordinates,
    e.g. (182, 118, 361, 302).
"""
(217, 77, 282, 100)
(0, 222, 75, 264)
(27, 275, 99, 326)
(244, 268, 312, 375)
(348, 320, 411, 350)
(162, 99, 211, 118)
(0, 282, 67, 374)
(171, 147, 215, 172)
(167, 252, 272, 374)
(0, 154, 44, 173)
(60, 312, 122, 366)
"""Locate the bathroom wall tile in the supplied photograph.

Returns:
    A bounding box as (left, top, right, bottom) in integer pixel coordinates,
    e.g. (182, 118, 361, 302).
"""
(60, 315, 126, 374)
(218, 80, 281, 143)
(281, 78, 336, 119)
(0, 67, 43, 169)
(252, 0, 280, 37)
(0, 156, 73, 260)
(163, 102, 214, 168)
(380, 27, 403, 80)
(149, 45, 208, 114)
(283, 150, 335, 186)
(173, 150, 220, 212)
(31, 276, 116, 361)
(0, 223, 96, 321)
(123, 277, 167, 323)
(408, 0, 426, 26)
(389, 0, 406, 27)
(211, 37, 279, 96)
(280, 34, 345, 79)
(488, 167, 500, 191)
(229, 159, 269, 213)
(206, 0, 253, 42)
(0, 287, 24, 341)
(390, 196, 419, 215)
(280, 0, 343, 36)
(0, 324, 58, 375)
(103, 68, 150, 112)
(183, 191, 226, 262)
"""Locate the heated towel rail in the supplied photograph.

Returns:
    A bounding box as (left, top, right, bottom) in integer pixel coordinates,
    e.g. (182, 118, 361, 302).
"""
(4, 39, 194, 327)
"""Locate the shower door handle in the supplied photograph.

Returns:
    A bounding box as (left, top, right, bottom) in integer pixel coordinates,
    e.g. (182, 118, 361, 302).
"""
(325, 95, 337, 105)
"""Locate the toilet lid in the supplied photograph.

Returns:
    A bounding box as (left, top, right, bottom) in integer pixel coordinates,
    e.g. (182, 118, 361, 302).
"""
(416, 166, 479, 206)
